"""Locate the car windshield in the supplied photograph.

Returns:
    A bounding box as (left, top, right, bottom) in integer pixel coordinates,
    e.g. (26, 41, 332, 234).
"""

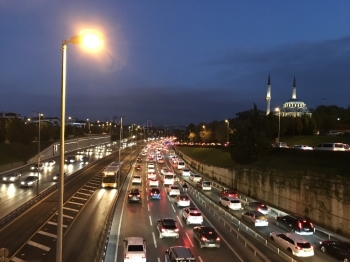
(163, 219, 176, 227)
(151, 189, 160, 193)
(103, 176, 116, 182)
(297, 242, 311, 249)
(171, 186, 179, 190)
(164, 175, 173, 179)
(133, 176, 141, 179)
(203, 182, 210, 186)
(127, 245, 144, 252)
(230, 199, 240, 203)
(256, 215, 266, 220)
(190, 212, 202, 216)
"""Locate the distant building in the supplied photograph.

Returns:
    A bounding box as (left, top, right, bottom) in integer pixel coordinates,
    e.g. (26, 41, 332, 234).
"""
(265, 76, 311, 117)
(0, 112, 22, 119)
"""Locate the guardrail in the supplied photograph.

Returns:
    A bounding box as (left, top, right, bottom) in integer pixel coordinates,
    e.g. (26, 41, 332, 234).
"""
(174, 146, 350, 246)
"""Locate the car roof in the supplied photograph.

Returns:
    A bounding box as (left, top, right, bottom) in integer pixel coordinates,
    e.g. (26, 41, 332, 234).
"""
(280, 232, 308, 241)
(250, 210, 265, 215)
(125, 237, 145, 245)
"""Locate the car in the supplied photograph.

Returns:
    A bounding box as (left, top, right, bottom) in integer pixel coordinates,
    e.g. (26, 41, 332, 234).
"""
(141, 152, 146, 156)
(244, 201, 270, 214)
(276, 215, 314, 235)
(44, 160, 56, 166)
(175, 194, 190, 207)
(274, 142, 289, 148)
(2, 173, 21, 182)
(149, 188, 161, 200)
(132, 175, 142, 184)
(53, 173, 67, 181)
(165, 246, 195, 262)
(128, 188, 142, 203)
(189, 173, 201, 182)
(136, 157, 143, 163)
(242, 211, 268, 227)
(196, 180, 211, 190)
(157, 158, 164, 164)
(292, 145, 313, 150)
(182, 168, 191, 177)
(80, 157, 89, 164)
(193, 226, 220, 248)
(314, 143, 346, 151)
(167, 185, 180, 196)
(320, 240, 350, 261)
(220, 197, 242, 210)
(147, 172, 156, 180)
(123, 237, 146, 262)
(30, 163, 44, 171)
(177, 161, 185, 170)
(270, 232, 314, 257)
(65, 156, 76, 163)
(106, 148, 112, 152)
(147, 166, 155, 173)
(149, 178, 159, 187)
(182, 207, 203, 225)
(135, 164, 142, 171)
(21, 176, 38, 187)
(219, 189, 238, 198)
(161, 168, 173, 176)
(157, 218, 179, 238)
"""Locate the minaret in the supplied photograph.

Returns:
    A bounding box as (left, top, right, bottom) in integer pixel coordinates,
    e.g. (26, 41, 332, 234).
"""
(266, 74, 271, 115)
(292, 76, 296, 99)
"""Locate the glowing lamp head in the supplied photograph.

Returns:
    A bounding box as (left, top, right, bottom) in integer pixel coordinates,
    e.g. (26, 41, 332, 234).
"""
(82, 33, 102, 49)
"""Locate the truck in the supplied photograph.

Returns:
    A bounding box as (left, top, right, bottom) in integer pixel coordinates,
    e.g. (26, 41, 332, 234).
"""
(101, 162, 121, 188)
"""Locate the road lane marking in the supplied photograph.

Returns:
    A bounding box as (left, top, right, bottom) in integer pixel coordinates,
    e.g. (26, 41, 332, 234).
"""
(27, 240, 50, 251)
(38, 230, 57, 238)
(149, 215, 152, 226)
(171, 204, 176, 212)
(157, 258, 161, 262)
(185, 232, 194, 247)
(176, 215, 183, 227)
(198, 256, 203, 262)
(148, 204, 150, 211)
(152, 232, 157, 248)
(67, 201, 84, 205)
(11, 257, 25, 262)
(72, 196, 88, 200)
(63, 207, 79, 212)
(47, 221, 67, 228)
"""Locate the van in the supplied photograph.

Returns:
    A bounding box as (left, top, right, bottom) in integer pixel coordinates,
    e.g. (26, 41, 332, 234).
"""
(196, 180, 211, 190)
(314, 143, 345, 151)
(177, 161, 185, 170)
(165, 246, 196, 262)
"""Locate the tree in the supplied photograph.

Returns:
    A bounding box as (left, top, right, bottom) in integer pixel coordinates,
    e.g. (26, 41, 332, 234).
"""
(230, 104, 270, 164)
(5, 117, 28, 143)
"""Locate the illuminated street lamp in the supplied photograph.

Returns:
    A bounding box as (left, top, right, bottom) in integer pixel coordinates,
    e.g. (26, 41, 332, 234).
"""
(275, 108, 281, 143)
(225, 119, 229, 143)
(86, 119, 90, 133)
(57, 31, 102, 262)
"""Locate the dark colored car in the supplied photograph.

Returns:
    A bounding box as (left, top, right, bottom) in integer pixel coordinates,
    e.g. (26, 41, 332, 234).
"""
(53, 173, 67, 181)
(320, 241, 350, 262)
(245, 201, 270, 214)
(276, 215, 314, 235)
(65, 156, 76, 163)
(219, 189, 238, 198)
(193, 226, 220, 248)
(136, 157, 142, 163)
(134, 164, 142, 171)
(128, 188, 141, 203)
(157, 218, 179, 238)
(149, 188, 161, 199)
(81, 157, 89, 164)
(21, 176, 38, 187)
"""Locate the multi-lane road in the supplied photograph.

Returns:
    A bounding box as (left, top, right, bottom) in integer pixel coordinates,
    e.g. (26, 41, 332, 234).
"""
(0, 140, 346, 262)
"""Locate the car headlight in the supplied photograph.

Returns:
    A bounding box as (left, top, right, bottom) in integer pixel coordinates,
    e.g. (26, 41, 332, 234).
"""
(21, 182, 25, 185)
(9, 177, 15, 181)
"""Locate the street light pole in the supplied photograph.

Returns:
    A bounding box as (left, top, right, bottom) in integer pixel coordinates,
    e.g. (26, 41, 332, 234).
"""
(57, 32, 102, 262)
(275, 108, 281, 143)
(225, 119, 229, 143)
(118, 117, 123, 192)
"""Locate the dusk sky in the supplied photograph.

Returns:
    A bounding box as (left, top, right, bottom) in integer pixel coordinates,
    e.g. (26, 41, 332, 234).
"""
(1, 1, 350, 126)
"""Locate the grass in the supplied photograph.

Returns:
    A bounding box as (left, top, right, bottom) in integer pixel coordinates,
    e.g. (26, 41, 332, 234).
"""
(176, 134, 350, 177)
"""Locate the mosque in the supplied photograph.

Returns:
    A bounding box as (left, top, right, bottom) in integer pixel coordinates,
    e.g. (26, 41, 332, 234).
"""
(265, 75, 312, 117)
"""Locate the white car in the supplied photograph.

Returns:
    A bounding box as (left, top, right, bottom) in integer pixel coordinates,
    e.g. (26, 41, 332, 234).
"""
(149, 178, 159, 187)
(167, 185, 180, 196)
(157, 158, 165, 164)
(44, 160, 56, 166)
(189, 173, 201, 182)
(242, 211, 268, 227)
(132, 175, 142, 184)
(175, 194, 190, 207)
(161, 168, 174, 176)
(220, 197, 242, 210)
(292, 145, 313, 150)
(182, 168, 191, 177)
(147, 172, 156, 180)
(270, 232, 314, 257)
(182, 207, 203, 225)
(124, 237, 147, 262)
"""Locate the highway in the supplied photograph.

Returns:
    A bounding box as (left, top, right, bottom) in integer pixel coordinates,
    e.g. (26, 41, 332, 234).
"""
(0, 140, 347, 262)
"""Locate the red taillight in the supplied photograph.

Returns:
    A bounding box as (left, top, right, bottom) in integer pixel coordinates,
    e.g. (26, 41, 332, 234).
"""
(201, 236, 207, 241)
(216, 237, 220, 241)
(161, 228, 166, 232)
(150, 193, 153, 195)
(137, 194, 140, 197)
(128, 194, 132, 197)
(310, 222, 314, 227)
(298, 222, 302, 228)
(174, 228, 179, 232)
(295, 246, 302, 250)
